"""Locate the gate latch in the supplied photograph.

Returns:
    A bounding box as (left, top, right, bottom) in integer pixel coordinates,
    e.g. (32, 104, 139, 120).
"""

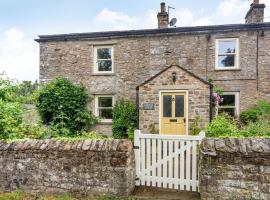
(133, 146, 140, 149)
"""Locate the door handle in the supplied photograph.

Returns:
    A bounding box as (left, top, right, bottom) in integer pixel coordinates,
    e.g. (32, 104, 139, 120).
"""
(183, 118, 186, 123)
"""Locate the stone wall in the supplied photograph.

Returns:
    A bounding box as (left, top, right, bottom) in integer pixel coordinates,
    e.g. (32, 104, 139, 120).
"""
(200, 138, 270, 200)
(0, 139, 135, 197)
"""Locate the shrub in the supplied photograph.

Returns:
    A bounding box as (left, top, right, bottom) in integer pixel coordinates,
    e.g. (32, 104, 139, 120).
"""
(0, 78, 38, 103)
(240, 100, 270, 124)
(189, 116, 201, 135)
(206, 114, 238, 137)
(51, 131, 110, 140)
(8, 124, 48, 140)
(35, 77, 97, 135)
(112, 98, 137, 139)
(239, 115, 270, 137)
(0, 100, 23, 139)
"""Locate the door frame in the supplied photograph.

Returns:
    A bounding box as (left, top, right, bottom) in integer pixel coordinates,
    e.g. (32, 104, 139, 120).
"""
(159, 90, 189, 135)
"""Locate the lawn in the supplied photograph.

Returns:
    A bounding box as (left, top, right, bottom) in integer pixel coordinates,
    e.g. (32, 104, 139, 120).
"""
(0, 192, 133, 200)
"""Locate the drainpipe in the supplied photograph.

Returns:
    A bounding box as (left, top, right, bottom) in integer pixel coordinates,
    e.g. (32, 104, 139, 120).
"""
(209, 84, 213, 122)
(205, 34, 211, 80)
(256, 30, 259, 91)
(136, 87, 140, 129)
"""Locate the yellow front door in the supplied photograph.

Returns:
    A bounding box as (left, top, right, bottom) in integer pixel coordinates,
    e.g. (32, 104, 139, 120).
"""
(160, 92, 186, 135)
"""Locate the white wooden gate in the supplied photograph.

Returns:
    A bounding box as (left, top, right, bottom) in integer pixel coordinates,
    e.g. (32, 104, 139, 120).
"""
(134, 130, 205, 192)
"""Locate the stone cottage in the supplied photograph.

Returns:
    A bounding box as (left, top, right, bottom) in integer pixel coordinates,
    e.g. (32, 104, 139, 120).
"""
(36, 1, 270, 136)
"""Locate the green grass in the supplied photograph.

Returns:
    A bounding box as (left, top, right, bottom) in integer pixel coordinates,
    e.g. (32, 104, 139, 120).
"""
(0, 191, 134, 200)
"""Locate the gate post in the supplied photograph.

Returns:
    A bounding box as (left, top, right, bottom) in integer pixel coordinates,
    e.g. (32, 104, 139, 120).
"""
(134, 129, 141, 186)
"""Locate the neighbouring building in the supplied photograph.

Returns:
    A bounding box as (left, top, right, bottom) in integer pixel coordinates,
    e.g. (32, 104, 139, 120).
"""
(36, 0, 270, 136)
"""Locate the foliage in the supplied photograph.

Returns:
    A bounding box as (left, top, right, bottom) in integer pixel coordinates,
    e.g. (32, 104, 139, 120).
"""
(0, 78, 38, 103)
(206, 113, 270, 138)
(112, 98, 137, 139)
(212, 87, 224, 117)
(239, 115, 270, 137)
(240, 100, 270, 124)
(0, 100, 23, 139)
(148, 123, 159, 134)
(207, 76, 213, 83)
(53, 131, 111, 141)
(35, 77, 98, 135)
(6, 124, 49, 141)
(127, 127, 135, 142)
(189, 116, 201, 135)
(206, 114, 238, 137)
(214, 87, 224, 96)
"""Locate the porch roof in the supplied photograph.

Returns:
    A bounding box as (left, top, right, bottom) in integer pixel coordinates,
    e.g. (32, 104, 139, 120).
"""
(136, 65, 213, 90)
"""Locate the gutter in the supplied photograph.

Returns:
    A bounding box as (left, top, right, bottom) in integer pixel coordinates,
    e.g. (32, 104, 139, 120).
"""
(35, 23, 270, 42)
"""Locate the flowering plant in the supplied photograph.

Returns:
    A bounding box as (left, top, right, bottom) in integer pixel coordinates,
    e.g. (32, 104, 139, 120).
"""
(212, 92, 224, 116)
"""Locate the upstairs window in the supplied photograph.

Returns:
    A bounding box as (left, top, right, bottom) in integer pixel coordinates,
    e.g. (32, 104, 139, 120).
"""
(218, 92, 239, 117)
(94, 46, 113, 73)
(95, 95, 114, 122)
(216, 38, 239, 70)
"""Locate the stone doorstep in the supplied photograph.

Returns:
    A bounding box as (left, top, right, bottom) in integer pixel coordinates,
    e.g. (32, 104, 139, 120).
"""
(132, 186, 200, 200)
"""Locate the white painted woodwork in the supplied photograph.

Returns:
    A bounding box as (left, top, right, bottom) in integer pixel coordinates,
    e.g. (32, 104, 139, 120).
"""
(134, 130, 205, 192)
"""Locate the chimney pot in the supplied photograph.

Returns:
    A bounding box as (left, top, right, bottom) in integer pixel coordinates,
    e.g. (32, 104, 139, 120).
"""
(157, 2, 169, 28)
(160, 2, 166, 13)
(254, 0, 259, 4)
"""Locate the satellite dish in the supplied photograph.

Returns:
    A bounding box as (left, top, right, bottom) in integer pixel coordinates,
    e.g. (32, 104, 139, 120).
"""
(169, 18, 177, 27)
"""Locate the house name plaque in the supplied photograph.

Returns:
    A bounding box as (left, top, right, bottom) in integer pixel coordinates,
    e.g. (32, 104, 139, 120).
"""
(143, 103, 155, 110)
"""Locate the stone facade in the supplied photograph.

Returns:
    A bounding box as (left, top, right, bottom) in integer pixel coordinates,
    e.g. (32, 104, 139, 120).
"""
(200, 138, 270, 200)
(137, 65, 211, 133)
(0, 139, 135, 197)
(37, 24, 270, 135)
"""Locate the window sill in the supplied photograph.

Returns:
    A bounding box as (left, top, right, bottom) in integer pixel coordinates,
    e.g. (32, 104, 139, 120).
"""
(92, 73, 115, 76)
(214, 68, 241, 72)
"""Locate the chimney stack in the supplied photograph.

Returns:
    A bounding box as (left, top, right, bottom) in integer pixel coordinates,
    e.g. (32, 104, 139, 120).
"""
(157, 2, 169, 28)
(245, 0, 265, 23)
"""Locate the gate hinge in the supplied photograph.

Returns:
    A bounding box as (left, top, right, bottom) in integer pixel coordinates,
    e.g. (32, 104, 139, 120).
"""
(133, 145, 140, 149)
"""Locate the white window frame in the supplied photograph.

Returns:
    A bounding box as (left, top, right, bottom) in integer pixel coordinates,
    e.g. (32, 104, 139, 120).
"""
(219, 92, 240, 117)
(215, 38, 239, 70)
(94, 95, 115, 123)
(93, 46, 114, 74)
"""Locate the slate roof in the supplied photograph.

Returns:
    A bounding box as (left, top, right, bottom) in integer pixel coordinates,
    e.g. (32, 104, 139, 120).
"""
(35, 22, 270, 42)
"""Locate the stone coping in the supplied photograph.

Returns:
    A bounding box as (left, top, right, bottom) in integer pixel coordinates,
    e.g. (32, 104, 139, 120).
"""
(201, 138, 270, 156)
(0, 139, 133, 152)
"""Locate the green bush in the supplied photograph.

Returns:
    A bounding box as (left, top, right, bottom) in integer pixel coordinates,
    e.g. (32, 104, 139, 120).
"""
(189, 116, 201, 135)
(7, 124, 48, 140)
(0, 100, 23, 139)
(206, 114, 238, 137)
(112, 98, 137, 139)
(239, 115, 270, 137)
(240, 100, 270, 124)
(35, 77, 97, 135)
(54, 131, 111, 141)
(0, 78, 38, 103)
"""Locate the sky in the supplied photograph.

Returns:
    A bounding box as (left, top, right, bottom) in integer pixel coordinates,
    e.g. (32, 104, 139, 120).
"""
(0, 0, 270, 81)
